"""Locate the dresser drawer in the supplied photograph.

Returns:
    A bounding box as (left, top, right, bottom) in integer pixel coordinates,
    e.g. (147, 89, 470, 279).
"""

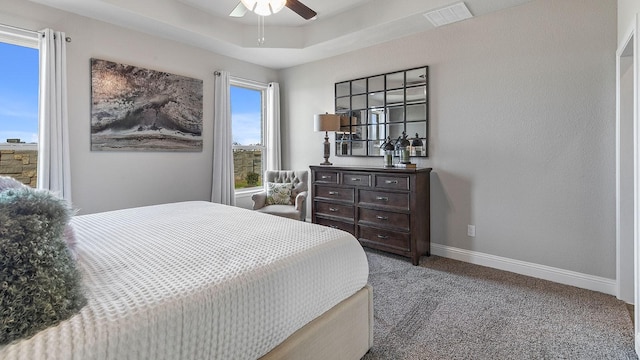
(375, 175, 410, 190)
(342, 173, 371, 187)
(358, 208, 409, 231)
(314, 171, 339, 184)
(316, 217, 355, 235)
(315, 202, 354, 219)
(315, 185, 355, 203)
(359, 190, 409, 210)
(359, 225, 410, 252)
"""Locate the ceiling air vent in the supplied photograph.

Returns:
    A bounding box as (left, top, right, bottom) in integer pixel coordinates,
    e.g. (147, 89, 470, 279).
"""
(423, 2, 473, 27)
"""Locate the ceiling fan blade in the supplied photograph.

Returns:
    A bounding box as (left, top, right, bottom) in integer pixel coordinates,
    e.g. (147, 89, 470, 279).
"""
(229, 2, 248, 17)
(285, 0, 317, 20)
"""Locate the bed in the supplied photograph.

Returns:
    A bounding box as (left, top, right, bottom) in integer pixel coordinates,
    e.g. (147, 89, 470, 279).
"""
(0, 201, 372, 360)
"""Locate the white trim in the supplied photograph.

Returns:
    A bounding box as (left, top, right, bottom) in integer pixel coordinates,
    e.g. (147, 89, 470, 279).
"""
(0, 23, 39, 48)
(230, 77, 269, 193)
(234, 187, 262, 197)
(616, 41, 621, 300)
(230, 76, 268, 91)
(233, 145, 266, 151)
(0, 143, 37, 151)
(634, 13, 640, 357)
(431, 244, 617, 296)
(617, 26, 636, 303)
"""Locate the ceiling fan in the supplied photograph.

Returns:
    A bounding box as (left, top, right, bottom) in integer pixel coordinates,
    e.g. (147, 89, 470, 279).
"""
(230, 0, 317, 20)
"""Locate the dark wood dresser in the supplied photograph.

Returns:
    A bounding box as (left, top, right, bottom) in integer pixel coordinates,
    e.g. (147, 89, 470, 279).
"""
(310, 165, 432, 265)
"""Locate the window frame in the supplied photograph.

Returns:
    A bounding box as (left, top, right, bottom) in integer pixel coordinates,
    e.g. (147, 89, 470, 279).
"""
(230, 76, 268, 193)
(0, 25, 40, 188)
(0, 25, 39, 49)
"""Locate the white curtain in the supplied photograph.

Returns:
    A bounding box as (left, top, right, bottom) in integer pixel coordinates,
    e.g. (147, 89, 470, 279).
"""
(265, 82, 281, 171)
(37, 29, 72, 202)
(211, 71, 235, 206)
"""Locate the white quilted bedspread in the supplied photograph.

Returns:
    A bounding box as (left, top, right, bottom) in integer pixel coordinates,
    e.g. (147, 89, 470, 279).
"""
(0, 201, 369, 360)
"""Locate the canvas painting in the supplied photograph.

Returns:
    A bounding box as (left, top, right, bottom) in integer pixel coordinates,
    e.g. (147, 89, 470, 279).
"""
(90, 59, 203, 151)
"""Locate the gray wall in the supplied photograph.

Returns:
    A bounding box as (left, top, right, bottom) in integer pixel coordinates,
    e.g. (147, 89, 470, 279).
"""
(619, 0, 639, 44)
(279, 0, 617, 279)
(1, 0, 619, 280)
(0, 0, 278, 215)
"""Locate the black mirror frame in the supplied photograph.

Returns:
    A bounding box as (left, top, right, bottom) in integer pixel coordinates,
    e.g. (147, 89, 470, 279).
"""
(334, 66, 429, 158)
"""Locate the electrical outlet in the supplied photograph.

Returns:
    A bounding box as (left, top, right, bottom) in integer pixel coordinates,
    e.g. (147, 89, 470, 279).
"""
(467, 225, 476, 237)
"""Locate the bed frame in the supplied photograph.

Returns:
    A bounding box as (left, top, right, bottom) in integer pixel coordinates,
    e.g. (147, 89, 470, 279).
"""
(262, 285, 373, 360)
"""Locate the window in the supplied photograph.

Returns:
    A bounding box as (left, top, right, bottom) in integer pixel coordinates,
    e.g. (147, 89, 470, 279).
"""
(230, 78, 267, 190)
(0, 26, 39, 187)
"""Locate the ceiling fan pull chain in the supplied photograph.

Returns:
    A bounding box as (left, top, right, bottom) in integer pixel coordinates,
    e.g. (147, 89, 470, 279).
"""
(258, 15, 265, 46)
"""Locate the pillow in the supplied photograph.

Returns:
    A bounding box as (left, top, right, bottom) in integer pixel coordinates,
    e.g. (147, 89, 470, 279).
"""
(0, 186, 86, 345)
(0, 176, 78, 260)
(0, 176, 26, 191)
(265, 182, 293, 205)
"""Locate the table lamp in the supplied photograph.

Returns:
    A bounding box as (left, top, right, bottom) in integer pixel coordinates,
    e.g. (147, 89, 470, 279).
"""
(314, 113, 341, 165)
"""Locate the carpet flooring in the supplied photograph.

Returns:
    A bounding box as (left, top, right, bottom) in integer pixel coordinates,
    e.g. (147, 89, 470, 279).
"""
(362, 249, 637, 360)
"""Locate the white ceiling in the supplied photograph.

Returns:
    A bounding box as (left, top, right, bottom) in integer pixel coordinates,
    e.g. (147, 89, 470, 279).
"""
(26, 0, 535, 69)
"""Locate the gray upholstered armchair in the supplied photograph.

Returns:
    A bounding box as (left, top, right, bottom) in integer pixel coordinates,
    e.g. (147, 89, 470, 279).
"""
(251, 170, 308, 221)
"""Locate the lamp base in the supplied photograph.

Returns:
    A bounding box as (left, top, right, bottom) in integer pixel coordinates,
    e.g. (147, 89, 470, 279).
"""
(321, 131, 333, 166)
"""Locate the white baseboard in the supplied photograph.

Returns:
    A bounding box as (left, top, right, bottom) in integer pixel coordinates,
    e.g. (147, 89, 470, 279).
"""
(431, 244, 616, 296)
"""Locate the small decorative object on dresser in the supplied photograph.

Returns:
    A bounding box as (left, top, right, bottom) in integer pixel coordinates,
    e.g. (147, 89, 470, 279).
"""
(411, 133, 424, 156)
(381, 137, 395, 168)
(398, 132, 411, 164)
(310, 165, 432, 265)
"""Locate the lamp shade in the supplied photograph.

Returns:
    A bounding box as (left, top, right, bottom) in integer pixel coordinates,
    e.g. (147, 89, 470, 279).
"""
(241, 0, 286, 16)
(314, 114, 341, 132)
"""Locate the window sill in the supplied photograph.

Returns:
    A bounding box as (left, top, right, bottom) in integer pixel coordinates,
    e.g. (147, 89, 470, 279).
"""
(235, 187, 263, 198)
(0, 143, 38, 150)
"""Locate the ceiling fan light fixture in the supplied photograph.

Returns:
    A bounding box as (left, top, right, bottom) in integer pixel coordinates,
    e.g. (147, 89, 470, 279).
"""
(240, 0, 286, 16)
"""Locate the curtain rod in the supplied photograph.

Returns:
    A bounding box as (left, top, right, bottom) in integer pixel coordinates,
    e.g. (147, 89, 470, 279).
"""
(0, 23, 72, 42)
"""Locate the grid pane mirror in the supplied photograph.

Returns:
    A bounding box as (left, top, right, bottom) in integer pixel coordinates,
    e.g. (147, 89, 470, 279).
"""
(334, 66, 428, 157)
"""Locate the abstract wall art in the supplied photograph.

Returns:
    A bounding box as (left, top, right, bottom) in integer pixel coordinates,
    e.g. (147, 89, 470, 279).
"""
(90, 59, 203, 151)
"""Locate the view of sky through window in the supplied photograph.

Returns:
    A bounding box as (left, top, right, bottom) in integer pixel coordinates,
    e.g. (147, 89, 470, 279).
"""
(0, 41, 39, 144)
(231, 85, 262, 146)
(0, 46, 261, 146)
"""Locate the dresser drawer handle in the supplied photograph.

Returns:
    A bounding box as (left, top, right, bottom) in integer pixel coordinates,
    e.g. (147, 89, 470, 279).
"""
(329, 191, 339, 196)
(329, 225, 338, 229)
(385, 180, 399, 184)
(321, 176, 332, 180)
(376, 215, 388, 220)
(376, 196, 389, 201)
(377, 235, 389, 239)
(329, 208, 339, 212)
(351, 178, 361, 182)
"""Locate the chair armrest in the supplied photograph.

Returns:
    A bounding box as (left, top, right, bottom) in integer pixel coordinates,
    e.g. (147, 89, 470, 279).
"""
(252, 191, 267, 209)
(295, 191, 308, 211)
